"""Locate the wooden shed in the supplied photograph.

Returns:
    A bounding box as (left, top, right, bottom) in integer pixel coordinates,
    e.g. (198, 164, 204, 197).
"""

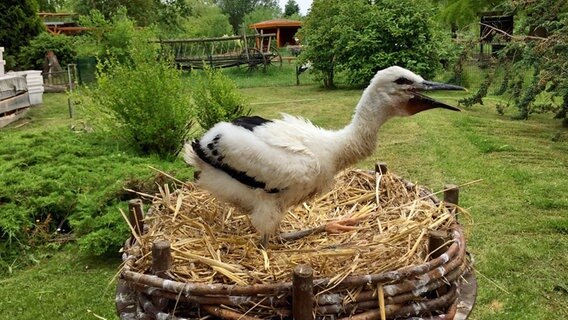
(39, 12, 95, 36)
(249, 19, 302, 48)
(478, 11, 514, 59)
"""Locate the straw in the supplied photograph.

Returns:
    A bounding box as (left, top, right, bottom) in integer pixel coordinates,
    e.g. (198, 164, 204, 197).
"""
(125, 169, 459, 288)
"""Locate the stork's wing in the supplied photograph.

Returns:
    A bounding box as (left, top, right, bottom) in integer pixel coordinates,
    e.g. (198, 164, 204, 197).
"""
(195, 121, 320, 192)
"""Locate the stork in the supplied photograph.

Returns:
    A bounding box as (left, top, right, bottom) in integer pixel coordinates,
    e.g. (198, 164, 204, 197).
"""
(184, 66, 465, 247)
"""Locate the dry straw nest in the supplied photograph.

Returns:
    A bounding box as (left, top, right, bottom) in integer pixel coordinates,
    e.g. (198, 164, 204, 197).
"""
(117, 168, 474, 320)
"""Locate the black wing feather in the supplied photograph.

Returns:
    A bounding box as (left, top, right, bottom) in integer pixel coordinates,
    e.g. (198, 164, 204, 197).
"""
(231, 116, 272, 131)
(191, 138, 280, 193)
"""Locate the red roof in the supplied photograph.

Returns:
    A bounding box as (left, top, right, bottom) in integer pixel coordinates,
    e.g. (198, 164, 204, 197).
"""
(249, 19, 303, 29)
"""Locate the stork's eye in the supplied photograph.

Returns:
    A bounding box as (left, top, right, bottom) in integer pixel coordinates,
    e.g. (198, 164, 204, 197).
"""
(394, 77, 414, 85)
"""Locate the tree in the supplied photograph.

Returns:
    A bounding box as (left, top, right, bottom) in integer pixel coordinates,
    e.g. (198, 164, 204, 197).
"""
(431, 0, 506, 28)
(182, 4, 233, 38)
(301, 0, 447, 87)
(284, 0, 300, 17)
(73, 0, 156, 26)
(36, 0, 67, 12)
(297, 0, 342, 87)
(455, 0, 568, 123)
(154, 0, 193, 36)
(0, 0, 45, 70)
(214, 0, 279, 34)
(241, 6, 281, 33)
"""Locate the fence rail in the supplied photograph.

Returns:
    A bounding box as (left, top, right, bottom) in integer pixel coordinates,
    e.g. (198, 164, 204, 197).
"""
(42, 64, 77, 91)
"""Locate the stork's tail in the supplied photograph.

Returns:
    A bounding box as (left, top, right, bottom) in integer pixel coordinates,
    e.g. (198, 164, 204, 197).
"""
(182, 140, 200, 166)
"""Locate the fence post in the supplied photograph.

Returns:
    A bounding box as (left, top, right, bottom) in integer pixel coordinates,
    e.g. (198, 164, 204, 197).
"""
(293, 264, 314, 320)
(152, 240, 171, 278)
(128, 199, 144, 239)
(375, 162, 388, 175)
(444, 184, 460, 210)
(67, 64, 74, 118)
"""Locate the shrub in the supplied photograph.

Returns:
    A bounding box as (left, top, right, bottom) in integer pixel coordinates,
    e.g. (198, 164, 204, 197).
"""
(193, 66, 249, 130)
(87, 34, 193, 159)
(18, 32, 78, 70)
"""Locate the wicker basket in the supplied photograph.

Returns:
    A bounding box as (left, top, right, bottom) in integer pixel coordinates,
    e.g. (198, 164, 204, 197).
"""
(116, 164, 477, 320)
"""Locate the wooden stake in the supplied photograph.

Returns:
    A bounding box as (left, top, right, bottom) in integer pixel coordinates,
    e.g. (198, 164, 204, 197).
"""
(375, 162, 388, 175)
(128, 199, 144, 238)
(378, 284, 386, 320)
(152, 240, 171, 278)
(443, 184, 459, 206)
(428, 230, 449, 259)
(292, 264, 314, 320)
(151, 240, 172, 312)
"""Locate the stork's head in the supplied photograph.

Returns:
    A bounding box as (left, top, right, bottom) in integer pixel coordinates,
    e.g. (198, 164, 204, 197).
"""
(369, 66, 465, 117)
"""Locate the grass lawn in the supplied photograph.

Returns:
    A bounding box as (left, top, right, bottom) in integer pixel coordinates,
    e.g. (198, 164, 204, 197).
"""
(0, 73, 567, 319)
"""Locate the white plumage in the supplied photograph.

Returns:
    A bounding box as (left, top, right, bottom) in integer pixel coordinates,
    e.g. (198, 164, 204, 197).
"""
(184, 66, 464, 246)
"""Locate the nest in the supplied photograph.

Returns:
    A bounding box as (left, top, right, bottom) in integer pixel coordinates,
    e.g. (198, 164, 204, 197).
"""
(117, 168, 473, 320)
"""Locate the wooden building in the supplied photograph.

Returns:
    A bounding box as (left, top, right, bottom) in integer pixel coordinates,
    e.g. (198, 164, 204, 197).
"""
(39, 12, 94, 35)
(249, 19, 303, 48)
(479, 11, 514, 59)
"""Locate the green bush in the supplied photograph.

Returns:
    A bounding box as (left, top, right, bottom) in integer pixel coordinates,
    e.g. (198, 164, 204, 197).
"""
(87, 35, 193, 159)
(193, 66, 249, 130)
(18, 32, 78, 70)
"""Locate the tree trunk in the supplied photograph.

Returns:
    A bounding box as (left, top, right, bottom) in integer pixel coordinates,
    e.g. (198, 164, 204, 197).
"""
(553, 93, 568, 119)
(324, 67, 335, 89)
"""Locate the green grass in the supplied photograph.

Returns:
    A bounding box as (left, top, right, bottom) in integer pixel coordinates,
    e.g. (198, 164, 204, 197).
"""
(184, 63, 318, 89)
(1, 73, 567, 319)
(0, 247, 119, 320)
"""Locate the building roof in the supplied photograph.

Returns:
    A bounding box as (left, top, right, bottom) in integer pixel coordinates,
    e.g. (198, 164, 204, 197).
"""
(249, 19, 303, 29)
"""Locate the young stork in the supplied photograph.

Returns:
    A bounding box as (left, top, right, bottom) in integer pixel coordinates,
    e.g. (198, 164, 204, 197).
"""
(184, 66, 465, 247)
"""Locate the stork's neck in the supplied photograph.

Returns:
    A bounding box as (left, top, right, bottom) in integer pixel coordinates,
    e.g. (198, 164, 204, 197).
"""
(333, 88, 395, 171)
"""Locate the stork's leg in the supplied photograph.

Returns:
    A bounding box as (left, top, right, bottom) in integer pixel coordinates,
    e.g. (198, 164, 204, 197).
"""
(250, 202, 283, 250)
(260, 234, 270, 249)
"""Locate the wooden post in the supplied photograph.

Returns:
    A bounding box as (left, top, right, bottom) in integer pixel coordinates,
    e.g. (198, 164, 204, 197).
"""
(128, 199, 144, 238)
(444, 184, 459, 206)
(293, 264, 314, 320)
(151, 240, 171, 311)
(67, 64, 74, 118)
(427, 185, 460, 297)
(152, 240, 171, 278)
(428, 230, 449, 259)
(375, 162, 388, 175)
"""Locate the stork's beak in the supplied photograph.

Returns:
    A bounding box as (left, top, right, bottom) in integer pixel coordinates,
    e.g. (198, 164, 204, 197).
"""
(406, 80, 466, 115)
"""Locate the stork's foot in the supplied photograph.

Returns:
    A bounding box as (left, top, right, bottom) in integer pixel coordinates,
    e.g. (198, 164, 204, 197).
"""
(324, 217, 361, 234)
(279, 216, 362, 243)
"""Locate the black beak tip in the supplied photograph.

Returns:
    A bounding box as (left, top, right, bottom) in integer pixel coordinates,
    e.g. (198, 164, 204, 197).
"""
(450, 106, 462, 112)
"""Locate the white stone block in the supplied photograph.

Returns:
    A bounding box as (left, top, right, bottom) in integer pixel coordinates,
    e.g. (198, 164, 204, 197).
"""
(0, 47, 5, 76)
